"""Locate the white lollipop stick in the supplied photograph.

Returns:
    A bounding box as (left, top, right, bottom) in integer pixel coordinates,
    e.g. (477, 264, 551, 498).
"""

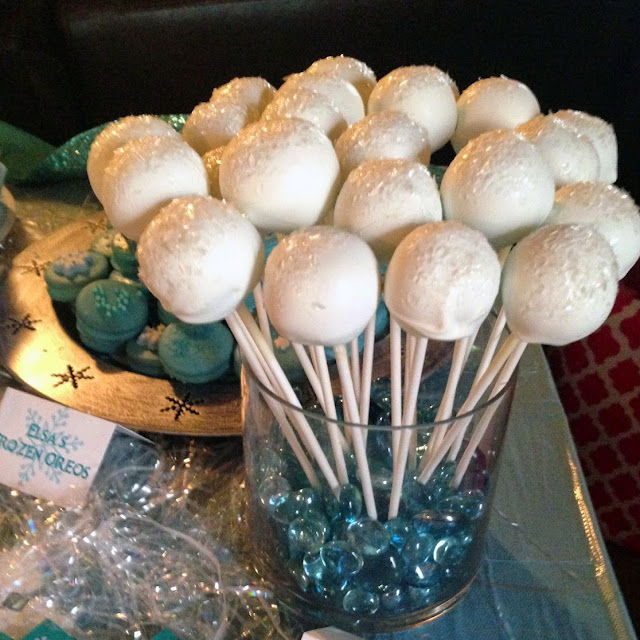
(253, 282, 273, 348)
(403, 332, 416, 409)
(226, 313, 319, 489)
(291, 342, 327, 413)
(472, 308, 507, 385)
(350, 337, 361, 404)
(235, 305, 341, 494)
(471, 247, 511, 385)
(417, 333, 520, 484)
(452, 339, 526, 487)
(424, 335, 472, 463)
(334, 344, 377, 520)
(359, 314, 376, 435)
(390, 319, 403, 466)
(388, 335, 428, 520)
(310, 344, 350, 485)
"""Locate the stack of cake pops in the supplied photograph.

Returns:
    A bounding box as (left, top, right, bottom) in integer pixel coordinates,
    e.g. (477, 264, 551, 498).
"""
(86, 56, 640, 622)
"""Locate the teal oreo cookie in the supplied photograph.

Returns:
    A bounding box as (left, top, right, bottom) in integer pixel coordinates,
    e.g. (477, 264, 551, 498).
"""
(110, 233, 139, 277)
(126, 325, 166, 377)
(158, 321, 234, 384)
(76, 279, 149, 353)
(44, 251, 110, 302)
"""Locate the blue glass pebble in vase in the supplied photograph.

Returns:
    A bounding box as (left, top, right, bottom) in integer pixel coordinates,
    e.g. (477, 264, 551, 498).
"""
(242, 320, 518, 633)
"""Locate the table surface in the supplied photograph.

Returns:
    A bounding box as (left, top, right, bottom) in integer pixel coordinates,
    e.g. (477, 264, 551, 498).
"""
(0, 180, 637, 640)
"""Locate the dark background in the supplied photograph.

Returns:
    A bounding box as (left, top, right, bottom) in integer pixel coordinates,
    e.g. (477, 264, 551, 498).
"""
(1, 0, 639, 201)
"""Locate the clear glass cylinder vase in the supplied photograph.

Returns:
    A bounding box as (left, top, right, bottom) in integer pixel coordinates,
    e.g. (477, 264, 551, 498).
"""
(241, 324, 517, 634)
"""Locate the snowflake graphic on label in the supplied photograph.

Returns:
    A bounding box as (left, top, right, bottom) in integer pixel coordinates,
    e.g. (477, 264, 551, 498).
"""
(18, 407, 84, 486)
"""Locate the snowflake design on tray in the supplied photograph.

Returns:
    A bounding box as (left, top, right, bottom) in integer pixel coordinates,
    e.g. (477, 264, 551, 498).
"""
(18, 407, 83, 485)
(3, 313, 41, 335)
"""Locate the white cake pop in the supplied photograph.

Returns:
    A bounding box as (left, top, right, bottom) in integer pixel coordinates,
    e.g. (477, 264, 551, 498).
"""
(210, 76, 276, 120)
(333, 158, 442, 263)
(334, 110, 431, 179)
(451, 76, 540, 152)
(548, 182, 640, 278)
(384, 221, 501, 341)
(515, 114, 600, 187)
(137, 195, 264, 323)
(101, 136, 208, 241)
(554, 109, 618, 184)
(219, 117, 340, 232)
(263, 226, 380, 346)
(440, 129, 555, 248)
(261, 84, 348, 141)
(502, 224, 618, 346)
(367, 65, 458, 151)
(181, 99, 252, 155)
(87, 115, 180, 203)
(305, 55, 377, 104)
(277, 73, 365, 125)
(202, 146, 225, 199)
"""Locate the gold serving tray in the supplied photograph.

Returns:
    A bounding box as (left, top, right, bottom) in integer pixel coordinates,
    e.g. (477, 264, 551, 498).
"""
(0, 213, 242, 436)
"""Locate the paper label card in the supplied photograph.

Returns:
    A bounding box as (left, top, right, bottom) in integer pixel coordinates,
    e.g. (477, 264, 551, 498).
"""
(0, 388, 117, 508)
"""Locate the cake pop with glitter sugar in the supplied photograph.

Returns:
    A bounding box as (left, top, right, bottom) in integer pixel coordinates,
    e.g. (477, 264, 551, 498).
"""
(515, 114, 600, 187)
(263, 225, 380, 347)
(219, 117, 340, 232)
(440, 129, 555, 248)
(554, 109, 618, 184)
(334, 110, 431, 180)
(261, 84, 348, 142)
(277, 72, 365, 126)
(333, 158, 442, 263)
(210, 76, 276, 120)
(305, 54, 377, 103)
(502, 223, 618, 345)
(87, 115, 180, 203)
(367, 65, 458, 151)
(137, 195, 264, 324)
(547, 181, 640, 278)
(101, 135, 208, 241)
(451, 76, 540, 152)
(384, 221, 501, 341)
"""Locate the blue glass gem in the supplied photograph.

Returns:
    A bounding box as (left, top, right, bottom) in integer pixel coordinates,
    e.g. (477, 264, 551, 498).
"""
(354, 547, 405, 593)
(433, 460, 457, 484)
(258, 475, 290, 509)
(408, 584, 439, 608)
(402, 478, 433, 515)
(343, 588, 380, 614)
(405, 559, 441, 588)
(339, 484, 363, 521)
(322, 488, 341, 521)
(320, 540, 364, 577)
(385, 517, 412, 550)
(380, 585, 409, 612)
(412, 509, 464, 537)
(288, 514, 328, 554)
(330, 518, 351, 542)
(270, 493, 298, 524)
(302, 552, 326, 582)
(256, 448, 285, 479)
(347, 518, 391, 556)
(401, 532, 436, 566)
(293, 487, 323, 516)
(433, 535, 465, 567)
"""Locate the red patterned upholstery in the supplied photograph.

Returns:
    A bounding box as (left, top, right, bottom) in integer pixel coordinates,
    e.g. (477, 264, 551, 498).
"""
(546, 282, 640, 552)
